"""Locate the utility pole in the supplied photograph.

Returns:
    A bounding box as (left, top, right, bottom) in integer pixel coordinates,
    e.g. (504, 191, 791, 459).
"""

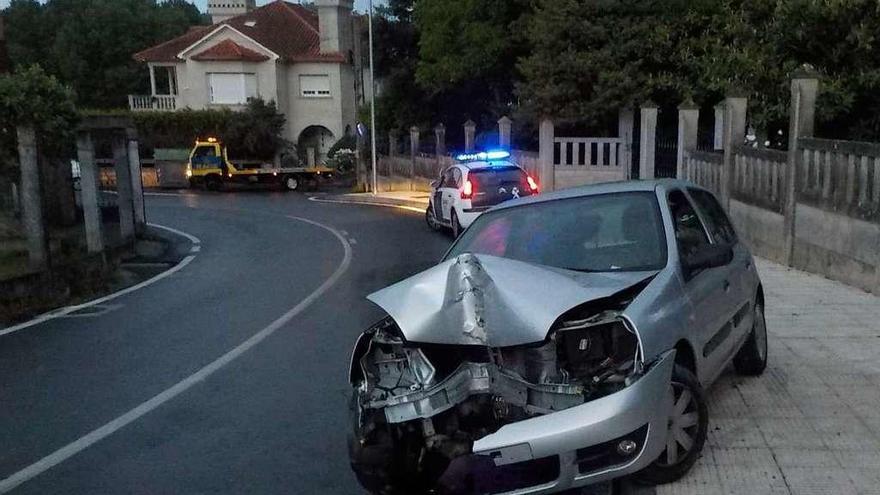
(368, 0, 378, 194)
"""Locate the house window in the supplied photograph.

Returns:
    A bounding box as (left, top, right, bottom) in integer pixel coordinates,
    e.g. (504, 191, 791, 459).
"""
(300, 75, 331, 98)
(208, 73, 257, 104)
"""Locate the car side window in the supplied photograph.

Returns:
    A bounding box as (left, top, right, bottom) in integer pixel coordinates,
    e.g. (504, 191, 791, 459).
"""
(687, 188, 738, 245)
(443, 168, 457, 188)
(668, 190, 711, 262)
(452, 168, 463, 188)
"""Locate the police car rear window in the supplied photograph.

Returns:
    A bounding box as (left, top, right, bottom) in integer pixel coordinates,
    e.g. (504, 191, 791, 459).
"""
(468, 167, 526, 186)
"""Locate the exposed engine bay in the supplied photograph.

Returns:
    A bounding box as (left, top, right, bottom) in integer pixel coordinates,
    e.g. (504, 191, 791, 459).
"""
(348, 255, 650, 494)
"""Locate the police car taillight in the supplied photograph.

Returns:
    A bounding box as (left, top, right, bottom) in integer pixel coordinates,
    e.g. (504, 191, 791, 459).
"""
(461, 179, 474, 199)
(527, 175, 539, 193)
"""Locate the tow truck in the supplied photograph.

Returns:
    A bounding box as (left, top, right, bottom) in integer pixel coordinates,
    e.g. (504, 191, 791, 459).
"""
(185, 138, 334, 191)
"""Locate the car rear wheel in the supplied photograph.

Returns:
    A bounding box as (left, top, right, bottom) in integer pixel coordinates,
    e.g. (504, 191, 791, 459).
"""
(733, 300, 768, 376)
(205, 175, 222, 191)
(426, 204, 441, 231)
(450, 210, 462, 238)
(635, 365, 708, 485)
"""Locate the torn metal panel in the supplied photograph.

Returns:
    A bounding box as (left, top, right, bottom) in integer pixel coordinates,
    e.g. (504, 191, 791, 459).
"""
(367, 253, 657, 347)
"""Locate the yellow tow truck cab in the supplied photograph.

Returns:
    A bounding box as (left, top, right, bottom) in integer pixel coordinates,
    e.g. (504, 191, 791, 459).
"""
(186, 138, 333, 191)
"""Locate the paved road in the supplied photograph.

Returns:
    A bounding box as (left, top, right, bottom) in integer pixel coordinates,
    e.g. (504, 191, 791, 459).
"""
(3, 191, 879, 495)
(0, 191, 451, 494)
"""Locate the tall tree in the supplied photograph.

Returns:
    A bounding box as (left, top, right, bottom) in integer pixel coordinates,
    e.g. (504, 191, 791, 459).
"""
(2, 0, 205, 109)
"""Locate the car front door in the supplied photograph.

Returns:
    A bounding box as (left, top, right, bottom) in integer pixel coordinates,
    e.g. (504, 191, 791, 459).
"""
(687, 188, 755, 350)
(668, 189, 736, 385)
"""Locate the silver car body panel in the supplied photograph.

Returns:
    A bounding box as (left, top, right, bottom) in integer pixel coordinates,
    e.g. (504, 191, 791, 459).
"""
(470, 350, 676, 493)
(367, 253, 656, 347)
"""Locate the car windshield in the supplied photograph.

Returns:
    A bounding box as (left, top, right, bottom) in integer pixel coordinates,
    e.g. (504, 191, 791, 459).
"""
(446, 191, 668, 272)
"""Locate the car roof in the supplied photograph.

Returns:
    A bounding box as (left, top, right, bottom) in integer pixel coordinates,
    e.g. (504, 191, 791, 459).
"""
(489, 179, 710, 211)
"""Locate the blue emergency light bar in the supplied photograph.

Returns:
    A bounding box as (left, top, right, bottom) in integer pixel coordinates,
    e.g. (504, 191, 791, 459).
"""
(455, 150, 511, 162)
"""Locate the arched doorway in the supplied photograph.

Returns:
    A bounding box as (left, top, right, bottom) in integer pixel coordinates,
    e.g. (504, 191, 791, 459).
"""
(298, 126, 335, 167)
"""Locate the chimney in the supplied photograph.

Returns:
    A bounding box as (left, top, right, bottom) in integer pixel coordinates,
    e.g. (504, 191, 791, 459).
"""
(207, 0, 256, 24)
(316, 0, 354, 54)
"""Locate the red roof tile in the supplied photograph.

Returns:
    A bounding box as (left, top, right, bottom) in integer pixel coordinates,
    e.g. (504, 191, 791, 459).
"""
(133, 1, 347, 64)
(191, 39, 270, 62)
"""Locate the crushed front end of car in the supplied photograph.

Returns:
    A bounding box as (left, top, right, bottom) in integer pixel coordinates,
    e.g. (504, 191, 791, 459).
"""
(349, 254, 675, 494)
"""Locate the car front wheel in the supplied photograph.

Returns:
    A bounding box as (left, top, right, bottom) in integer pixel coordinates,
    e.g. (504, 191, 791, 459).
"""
(426, 204, 441, 231)
(733, 299, 768, 376)
(450, 210, 462, 238)
(283, 175, 300, 191)
(636, 365, 708, 485)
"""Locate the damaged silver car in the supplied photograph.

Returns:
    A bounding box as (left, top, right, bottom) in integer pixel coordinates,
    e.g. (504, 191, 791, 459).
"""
(349, 180, 767, 494)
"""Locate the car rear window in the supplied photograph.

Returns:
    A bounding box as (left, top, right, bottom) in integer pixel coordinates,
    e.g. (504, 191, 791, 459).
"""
(468, 167, 527, 187)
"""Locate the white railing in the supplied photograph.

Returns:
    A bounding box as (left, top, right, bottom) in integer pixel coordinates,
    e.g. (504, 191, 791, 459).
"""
(554, 137, 624, 167)
(128, 95, 178, 112)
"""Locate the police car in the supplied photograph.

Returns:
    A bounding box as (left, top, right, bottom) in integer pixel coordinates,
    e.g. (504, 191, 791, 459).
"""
(426, 151, 539, 236)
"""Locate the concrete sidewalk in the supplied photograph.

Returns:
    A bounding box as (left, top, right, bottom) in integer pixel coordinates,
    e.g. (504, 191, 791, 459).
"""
(654, 258, 880, 495)
(318, 190, 431, 210)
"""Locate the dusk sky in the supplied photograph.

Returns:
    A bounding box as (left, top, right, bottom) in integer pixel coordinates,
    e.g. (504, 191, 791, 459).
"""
(0, 0, 382, 13)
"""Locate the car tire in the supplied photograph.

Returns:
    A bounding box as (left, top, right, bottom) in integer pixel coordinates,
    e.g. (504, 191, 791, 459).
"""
(450, 210, 462, 238)
(426, 204, 441, 231)
(205, 175, 222, 191)
(283, 175, 300, 192)
(635, 365, 708, 485)
(733, 300, 768, 376)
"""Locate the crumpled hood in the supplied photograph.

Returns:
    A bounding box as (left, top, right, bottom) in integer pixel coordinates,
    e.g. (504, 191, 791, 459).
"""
(367, 254, 656, 347)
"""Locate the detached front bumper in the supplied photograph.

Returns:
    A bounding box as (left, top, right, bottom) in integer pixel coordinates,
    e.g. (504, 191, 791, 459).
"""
(468, 350, 676, 494)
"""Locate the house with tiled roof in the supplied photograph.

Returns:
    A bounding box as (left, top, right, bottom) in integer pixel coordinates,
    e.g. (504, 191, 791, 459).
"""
(132, 0, 362, 165)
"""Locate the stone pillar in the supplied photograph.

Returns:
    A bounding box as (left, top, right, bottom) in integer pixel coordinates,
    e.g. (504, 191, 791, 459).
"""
(410, 125, 419, 191)
(17, 125, 47, 269)
(677, 99, 700, 180)
(112, 133, 135, 242)
(388, 130, 399, 157)
(538, 118, 555, 192)
(434, 123, 446, 157)
(618, 108, 634, 179)
(783, 67, 820, 267)
(76, 132, 104, 254)
(498, 116, 512, 149)
(721, 94, 748, 208)
(639, 102, 658, 180)
(464, 120, 476, 153)
(714, 103, 725, 150)
(126, 128, 146, 234)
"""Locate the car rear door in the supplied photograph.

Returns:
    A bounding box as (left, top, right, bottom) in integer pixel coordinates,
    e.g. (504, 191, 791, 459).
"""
(467, 166, 533, 209)
(440, 168, 459, 222)
(432, 172, 447, 222)
(668, 189, 736, 385)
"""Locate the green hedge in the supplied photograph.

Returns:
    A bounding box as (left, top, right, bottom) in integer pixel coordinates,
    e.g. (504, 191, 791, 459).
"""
(82, 98, 289, 161)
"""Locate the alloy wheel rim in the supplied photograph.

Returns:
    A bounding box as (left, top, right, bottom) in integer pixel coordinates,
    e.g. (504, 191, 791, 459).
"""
(287, 178, 298, 189)
(658, 381, 699, 467)
(754, 305, 767, 361)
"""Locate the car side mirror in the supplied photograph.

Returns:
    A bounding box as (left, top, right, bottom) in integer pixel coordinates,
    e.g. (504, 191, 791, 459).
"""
(683, 243, 733, 274)
(430, 180, 440, 189)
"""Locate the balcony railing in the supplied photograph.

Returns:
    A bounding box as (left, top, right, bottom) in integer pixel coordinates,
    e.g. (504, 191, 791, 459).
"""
(128, 95, 178, 112)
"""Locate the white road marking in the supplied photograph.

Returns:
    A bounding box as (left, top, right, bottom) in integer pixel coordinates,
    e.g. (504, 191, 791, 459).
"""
(148, 222, 201, 245)
(0, 224, 201, 338)
(190, 245, 201, 253)
(308, 195, 425, 213)
(0, 216, 352, 494)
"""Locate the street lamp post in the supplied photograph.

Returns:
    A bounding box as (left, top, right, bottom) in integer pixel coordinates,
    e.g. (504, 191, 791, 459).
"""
(367, 0, 378, 194)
